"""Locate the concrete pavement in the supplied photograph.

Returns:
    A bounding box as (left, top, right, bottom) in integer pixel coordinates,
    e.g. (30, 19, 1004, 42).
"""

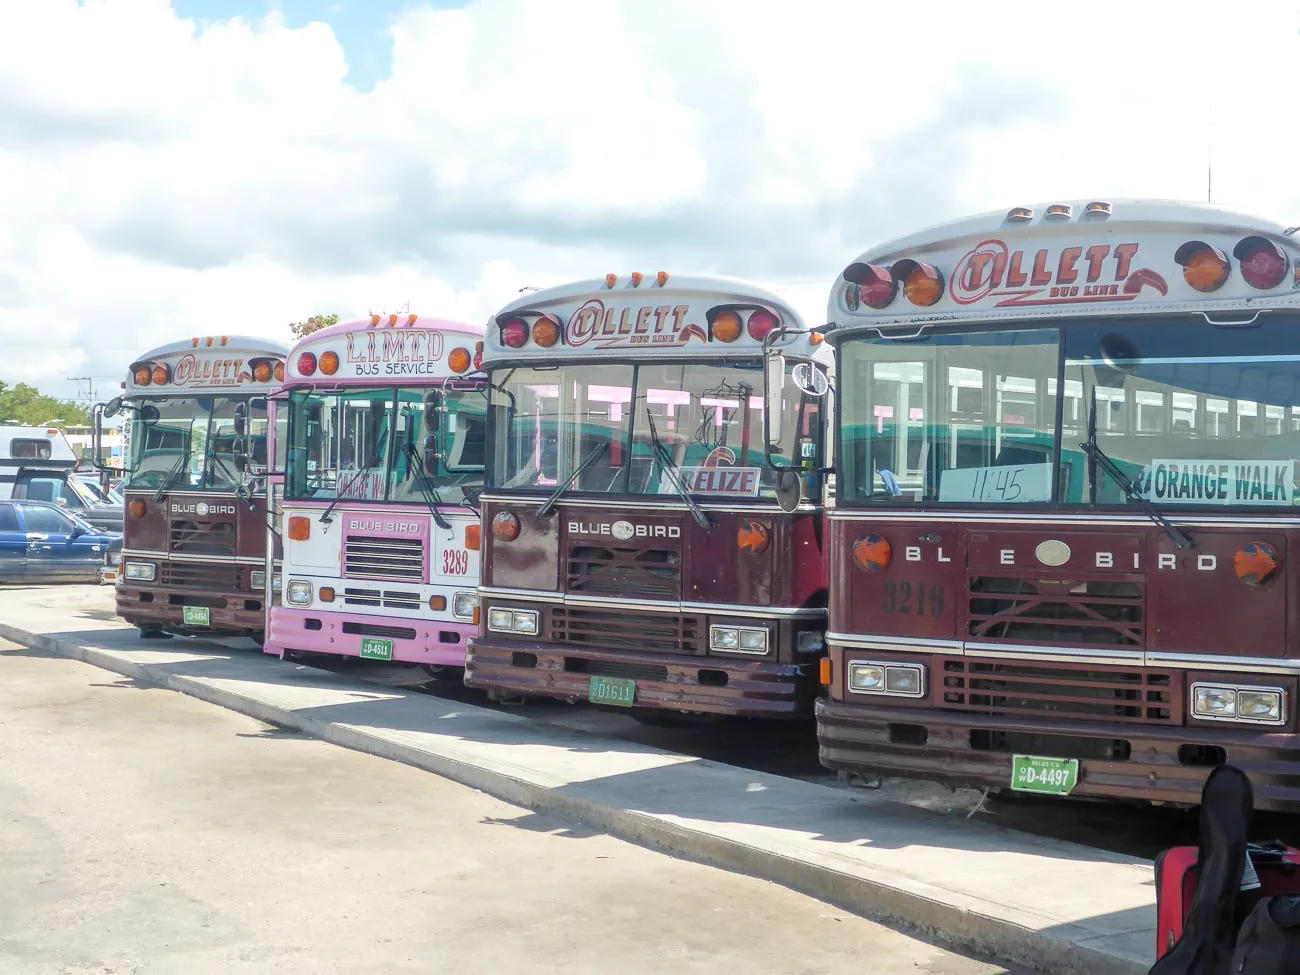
(0, 648, 1024, 974)
(0, 586, 1158, 974)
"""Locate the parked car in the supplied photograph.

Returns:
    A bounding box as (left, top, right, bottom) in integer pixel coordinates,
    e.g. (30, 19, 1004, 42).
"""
(0, 500, 122, 585)
(15, 472, 125, 533)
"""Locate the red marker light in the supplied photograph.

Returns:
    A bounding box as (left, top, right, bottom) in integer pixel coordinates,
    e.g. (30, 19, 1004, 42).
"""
(1235, 237, 1288, 290)
(500, 318, 529, 349)
(297, 352, 317, 376)
(844, 263, 896, 309)
(746, 308, 780, 342)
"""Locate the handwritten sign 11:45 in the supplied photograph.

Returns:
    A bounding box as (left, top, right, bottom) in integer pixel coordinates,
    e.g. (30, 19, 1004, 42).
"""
(938, 463, 1052, 503)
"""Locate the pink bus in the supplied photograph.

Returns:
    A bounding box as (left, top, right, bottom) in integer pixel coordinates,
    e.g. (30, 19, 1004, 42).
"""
(264, 314, 486, 674)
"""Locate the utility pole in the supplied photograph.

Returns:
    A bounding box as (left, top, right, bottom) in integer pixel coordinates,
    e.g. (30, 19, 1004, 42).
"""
(66, 376, 96, 422)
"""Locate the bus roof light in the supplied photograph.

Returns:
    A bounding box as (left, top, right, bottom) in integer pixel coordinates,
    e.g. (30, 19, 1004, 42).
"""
(631, 272, 644, 287)
(371, 314, 381, 326)
(500, 318, 529, 349)
(843, 263, 896, 310)
(532, 316, 560, 348)
(297, 352, 317, 376)
(253, 361, 273, 383)
(473, 341, 483, 370)
(605, 273, 617, 289)
(133, 366, 152, 386)
(656, 271, 669, 286)
(319, 351, 340, 376)
(1007, 206, 1034, 222)
(274, 361, 284, 382)
(448, 348, 471, 373)
(407, 313, 418, 325)
(1175, 241, 1230, 292)
(1085, 201, 1112, 216)
(1234, 236, 1289, 290)
(388, 313, 399, 326)
(1045, 204, 1073, 219)
(709, 309, 743, 343)
(746, 308, 780, 342)
(151, 364, 170, 385)
(895, 260, 944, 307)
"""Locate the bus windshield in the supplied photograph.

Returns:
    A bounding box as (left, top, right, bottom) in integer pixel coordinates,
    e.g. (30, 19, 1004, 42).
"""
(839, 314, 1300, 508)
(489, 359, 823, 500)
(284, 385, 486, 505)
(123, 396, 267, 493)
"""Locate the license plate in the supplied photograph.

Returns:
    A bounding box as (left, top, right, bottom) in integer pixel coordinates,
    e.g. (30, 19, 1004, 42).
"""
(182, 606, 210, 626)
(1010, 754, 1080, 796)
(588, 675, 636, 707)
(359, 638, 394, 661)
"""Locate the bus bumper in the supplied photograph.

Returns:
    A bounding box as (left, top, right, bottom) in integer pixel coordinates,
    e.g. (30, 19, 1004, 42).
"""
(816, 699, 1300, 811)
(116, 583, 265, 638)
(264, 606, 473, 668)
(465, 637, 816, 718)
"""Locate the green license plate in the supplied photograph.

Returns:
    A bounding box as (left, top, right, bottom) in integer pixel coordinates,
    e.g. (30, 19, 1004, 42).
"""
(182, 606, 210, 626)
(1011, 754, 1080, 796)
(359, 638, 394, 661)
(588, 675, 636, 707)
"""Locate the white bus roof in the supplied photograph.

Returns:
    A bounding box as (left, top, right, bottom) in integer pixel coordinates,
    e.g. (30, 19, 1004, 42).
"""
(126, 335, 289, 396)
(0, 426, 77, 466)
(283, 314, 485, 385)
(828, 199, 1300, 335)
(484, 273, 829, 364)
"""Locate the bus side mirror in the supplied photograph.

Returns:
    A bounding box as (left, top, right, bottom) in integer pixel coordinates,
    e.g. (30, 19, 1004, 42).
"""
(139, 404, 160, 425)
(233, 402, 247, 437)
(421, 434, 440, 472)
(764, 353, 785, 450)
(233, 441, 248, 474)
(423, 391, 441, 432)
(103, 397, 124, 419)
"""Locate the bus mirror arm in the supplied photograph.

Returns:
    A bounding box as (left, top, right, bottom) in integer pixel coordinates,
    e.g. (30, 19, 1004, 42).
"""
(760, 328, 790, 470)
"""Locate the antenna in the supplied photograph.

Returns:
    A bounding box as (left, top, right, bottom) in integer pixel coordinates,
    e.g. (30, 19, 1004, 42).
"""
(1207, 96, 1213, 203)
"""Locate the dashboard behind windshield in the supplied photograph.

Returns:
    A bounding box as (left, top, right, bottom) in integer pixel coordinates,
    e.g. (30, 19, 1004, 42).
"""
(839, 314, 1300, 509)
(488, 360, 824, 501)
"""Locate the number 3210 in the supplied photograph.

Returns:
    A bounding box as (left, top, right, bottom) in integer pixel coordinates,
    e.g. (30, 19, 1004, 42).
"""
(882, 581, 944, 617)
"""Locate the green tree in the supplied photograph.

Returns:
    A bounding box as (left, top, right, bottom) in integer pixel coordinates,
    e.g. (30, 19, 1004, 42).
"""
(0, 381, 90, 427)
(289, 313, 340, 339)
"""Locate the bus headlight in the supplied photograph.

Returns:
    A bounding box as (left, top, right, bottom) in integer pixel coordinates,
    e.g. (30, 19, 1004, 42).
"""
(453, 592, 478, 620)
(847, 660, 926, 699)
(286, 580, 313, 606)
(250, 572, 283, 592)
(487, 608, 538, 636)
(123, 562, 156, 581)
(709, 625, 768, 655)
(1191, 682, 1285, 725)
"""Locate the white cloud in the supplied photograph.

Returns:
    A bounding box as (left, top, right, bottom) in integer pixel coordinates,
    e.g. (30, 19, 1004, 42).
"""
(1, 0, 1298, 400)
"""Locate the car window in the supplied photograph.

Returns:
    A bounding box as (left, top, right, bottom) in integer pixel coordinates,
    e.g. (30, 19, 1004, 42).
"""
(19, 504, 76, 534)
(22, 477, 82, 507)
(0, 505, 18, 532)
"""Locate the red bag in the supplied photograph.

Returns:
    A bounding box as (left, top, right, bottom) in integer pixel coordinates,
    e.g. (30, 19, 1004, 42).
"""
(1154, 842, 1300, 961)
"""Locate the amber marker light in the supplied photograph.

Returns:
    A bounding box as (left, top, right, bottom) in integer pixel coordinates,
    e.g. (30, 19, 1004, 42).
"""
(1175, 241, 1230, 293)
(852, 533, 892, 571)
(133, 366, 152, 386)
(492, 511, 521, 541)
(896, 260, 944, 306)
(532, 317, 560, 348)
(737, 521, 771, 554)
(819, 657, 832, 685)
(429, 595, 447, 611)
(448, 348, 471, 373)
(151, 364, 170, 385)
(465, 524, 481, 551)
(287, 516, 311, 541)
(710, 309, 742, 342)
(319, 351, 340, 375)
(318, 587, 336, 603)
(128, 500, 146, 518)
(1234, 542, 1279, 586)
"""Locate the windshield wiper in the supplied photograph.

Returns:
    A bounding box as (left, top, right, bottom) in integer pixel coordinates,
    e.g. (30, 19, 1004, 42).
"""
(321, 429, 389, 525)
(1081, 387, 1193, 550)
(404, 440, 451, 530)
(152, 450, 191, 503)
(536, 441, 608, 520)
(645, 409, 713, 529)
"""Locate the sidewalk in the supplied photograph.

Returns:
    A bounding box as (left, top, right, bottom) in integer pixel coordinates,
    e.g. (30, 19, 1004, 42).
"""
(0, 586, 1158, 975)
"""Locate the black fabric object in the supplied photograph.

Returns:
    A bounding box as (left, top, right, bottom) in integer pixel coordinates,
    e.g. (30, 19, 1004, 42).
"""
(1229, 895, 1300, 974)
(1149, 764, 1254, 975)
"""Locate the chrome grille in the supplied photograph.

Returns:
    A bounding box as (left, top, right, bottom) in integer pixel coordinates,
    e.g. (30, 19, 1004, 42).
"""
(344, 537, 424, 581)
(169, 520, 236, 557)
(550, 607, 701, 655)
(941, 658, 1178, 725)
(567, 545, 680, 599)
(343, 587, 422, 610)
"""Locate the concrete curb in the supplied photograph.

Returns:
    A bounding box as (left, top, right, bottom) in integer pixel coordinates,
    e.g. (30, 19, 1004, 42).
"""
(0, 618, 1150, 975)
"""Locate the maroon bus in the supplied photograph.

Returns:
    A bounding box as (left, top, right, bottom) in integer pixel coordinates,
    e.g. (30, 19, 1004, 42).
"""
(812, 199, 1300, 809)
(101, 336, 288, 641)
(466, 273, 833, 719)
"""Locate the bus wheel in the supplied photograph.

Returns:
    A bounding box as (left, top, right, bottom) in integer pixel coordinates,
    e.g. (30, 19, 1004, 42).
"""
(421, 665, 462, 682)
(139, 629, 173, 640)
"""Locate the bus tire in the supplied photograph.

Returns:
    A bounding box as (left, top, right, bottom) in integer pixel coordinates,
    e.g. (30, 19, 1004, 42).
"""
(139, 629, 173, 640)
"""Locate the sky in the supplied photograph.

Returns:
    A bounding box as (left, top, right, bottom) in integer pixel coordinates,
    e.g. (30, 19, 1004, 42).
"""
(3, 0, 1299, 405)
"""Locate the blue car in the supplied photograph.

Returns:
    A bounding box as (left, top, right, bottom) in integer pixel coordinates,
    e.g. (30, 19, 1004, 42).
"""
(0, 500, 122, 585)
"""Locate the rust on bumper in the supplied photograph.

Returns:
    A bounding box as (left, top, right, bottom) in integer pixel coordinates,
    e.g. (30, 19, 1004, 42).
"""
(466, 638, 816, 718)
(116, 584, 265, 638)
(816, 699, 1300, 811)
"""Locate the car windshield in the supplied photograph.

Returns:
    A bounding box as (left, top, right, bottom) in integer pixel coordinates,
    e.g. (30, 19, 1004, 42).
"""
(488, 359, 825, 499)
(284, 385, 486, 504)
(123, 396, 268, 493)
(838, 313, 1300, 508)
